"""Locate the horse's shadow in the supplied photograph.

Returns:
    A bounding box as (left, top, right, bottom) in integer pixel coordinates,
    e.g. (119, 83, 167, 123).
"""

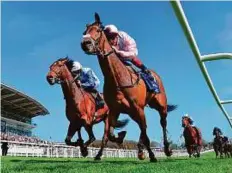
(10, 157, 193, 165)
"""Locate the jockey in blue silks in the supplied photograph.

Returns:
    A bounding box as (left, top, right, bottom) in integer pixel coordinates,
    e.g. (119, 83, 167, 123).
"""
(71, 61, 104, 109)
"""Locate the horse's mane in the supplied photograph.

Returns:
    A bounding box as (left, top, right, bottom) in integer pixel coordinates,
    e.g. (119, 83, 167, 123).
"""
(64, 58, 74, 72)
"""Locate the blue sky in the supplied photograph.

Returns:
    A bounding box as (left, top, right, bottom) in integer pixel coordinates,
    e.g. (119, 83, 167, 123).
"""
(2, 1, 232, 144)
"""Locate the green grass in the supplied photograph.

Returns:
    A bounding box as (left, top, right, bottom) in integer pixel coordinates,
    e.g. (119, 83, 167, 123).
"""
(1, 152, 232, 173)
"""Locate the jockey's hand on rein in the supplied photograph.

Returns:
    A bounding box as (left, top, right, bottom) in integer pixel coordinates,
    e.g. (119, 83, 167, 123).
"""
(112, 46, 120, 54)
(76, 80, 81, 87)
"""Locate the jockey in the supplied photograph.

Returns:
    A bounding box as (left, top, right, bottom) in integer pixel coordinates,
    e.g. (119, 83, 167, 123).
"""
(213, 127, 223, 136)
(104, 25, 157, 85)
(71, 61, 104, 109)
(182, 114, 195, 126)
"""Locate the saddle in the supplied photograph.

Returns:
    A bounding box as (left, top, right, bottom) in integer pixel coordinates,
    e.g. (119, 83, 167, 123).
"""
(123, 60, 160, 93)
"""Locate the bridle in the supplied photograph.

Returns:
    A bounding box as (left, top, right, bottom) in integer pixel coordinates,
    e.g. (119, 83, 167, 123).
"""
(83, 24, 114, 57)
(83, 24, 141, 90)
(50, 62, 76, 84)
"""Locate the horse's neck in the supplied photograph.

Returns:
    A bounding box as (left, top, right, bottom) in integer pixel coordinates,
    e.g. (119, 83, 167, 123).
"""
(60, 66, 83, 104)
(184, 125, 194, 133)
(97, 36, 131, 86)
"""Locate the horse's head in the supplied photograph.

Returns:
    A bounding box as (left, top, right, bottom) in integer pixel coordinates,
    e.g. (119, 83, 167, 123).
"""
(81, 13, 111, 56)
(213, 127, 222, 137)
(182, 116, 193, 127)
(46, 57, 72, 85)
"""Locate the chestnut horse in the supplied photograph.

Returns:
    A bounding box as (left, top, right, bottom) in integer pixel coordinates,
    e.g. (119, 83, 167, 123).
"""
(182, 116, 202, 158)
(46, 57, 128, 158)
(81, 13, 177, 162)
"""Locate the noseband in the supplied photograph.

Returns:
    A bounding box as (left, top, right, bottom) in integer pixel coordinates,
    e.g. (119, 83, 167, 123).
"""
(50, 63, 66, 84)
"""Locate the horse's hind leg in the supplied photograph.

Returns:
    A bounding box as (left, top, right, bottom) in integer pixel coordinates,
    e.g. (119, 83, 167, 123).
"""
(149, 94, 172, 157)
(132, 108, 157, 162)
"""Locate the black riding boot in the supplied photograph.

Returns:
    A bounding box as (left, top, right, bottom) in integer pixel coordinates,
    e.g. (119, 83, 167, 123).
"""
(90, 90, 105, 109)
(96, 92, 105, 109)
(140, 64, 154, 80)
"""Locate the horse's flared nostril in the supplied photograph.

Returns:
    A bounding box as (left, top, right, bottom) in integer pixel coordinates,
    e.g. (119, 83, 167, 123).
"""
(46, 76, 55, 85)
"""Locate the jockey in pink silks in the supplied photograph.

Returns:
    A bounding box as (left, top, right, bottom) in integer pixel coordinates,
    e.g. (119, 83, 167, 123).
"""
(104, 24, 153, 78)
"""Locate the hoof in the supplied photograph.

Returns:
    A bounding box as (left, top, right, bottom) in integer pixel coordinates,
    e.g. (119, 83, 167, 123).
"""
(138, 152, 145, 160)
(150, 157, 158, 162)
(76, 139, 84, 146)
(94, 157, 101, 161)
(116, 131, 127, 145)
(81, 146, 88, 157)
(164, 148, 172, 157)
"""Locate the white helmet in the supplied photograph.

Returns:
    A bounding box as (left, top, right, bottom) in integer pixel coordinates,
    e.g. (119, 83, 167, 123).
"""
(71, 61, 82, 72)
(104, 24, 118, 34)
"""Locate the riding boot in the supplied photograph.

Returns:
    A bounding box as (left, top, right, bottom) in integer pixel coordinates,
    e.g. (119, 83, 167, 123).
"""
(90, 89, 104, 109)
(95, 92, 105, 109)
(140, 64, 160, 93)
(140, 64, 152, 76)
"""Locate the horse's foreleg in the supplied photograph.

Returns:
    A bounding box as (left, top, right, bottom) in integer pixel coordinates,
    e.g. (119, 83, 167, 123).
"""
(65, 122, 78, 146)
(219, 144, 223, 158)
(76, 128, 84, 146)
(84, 125, 96, 147)
(95, 115, 109, 160)
(107, 110, 120, 142)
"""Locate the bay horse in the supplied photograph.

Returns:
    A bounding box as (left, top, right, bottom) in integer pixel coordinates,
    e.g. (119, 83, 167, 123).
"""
(213, 127, 231, 158)
(182, 116, 202, 158)
(46, 57, 128, 158)
(80, 13, 177, 162)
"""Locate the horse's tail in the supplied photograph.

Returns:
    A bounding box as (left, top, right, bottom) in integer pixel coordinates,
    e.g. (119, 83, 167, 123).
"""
(115, 119, 129, 130)
(167, 104, 178, 113)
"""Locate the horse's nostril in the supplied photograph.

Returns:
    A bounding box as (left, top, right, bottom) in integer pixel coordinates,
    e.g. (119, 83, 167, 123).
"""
(85, 40, 92, 44)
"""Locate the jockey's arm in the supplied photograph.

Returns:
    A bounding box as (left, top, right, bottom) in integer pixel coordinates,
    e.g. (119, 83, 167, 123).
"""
(115, 48, 138, 58)
(114, 31, 138, 59)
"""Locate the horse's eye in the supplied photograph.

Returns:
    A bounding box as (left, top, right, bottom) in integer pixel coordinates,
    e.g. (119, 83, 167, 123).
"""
(97, 28, 101, 32)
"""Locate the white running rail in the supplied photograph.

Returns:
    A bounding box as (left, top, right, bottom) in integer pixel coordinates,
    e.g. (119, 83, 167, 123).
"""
(0, 140, 213, 158)
(170, 0, 232, 128)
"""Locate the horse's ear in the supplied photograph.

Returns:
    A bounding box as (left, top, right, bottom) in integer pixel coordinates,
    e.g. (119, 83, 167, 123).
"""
(95, 12, 101, 24)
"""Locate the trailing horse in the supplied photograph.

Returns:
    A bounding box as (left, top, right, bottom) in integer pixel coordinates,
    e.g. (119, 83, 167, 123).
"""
(182, 116, 202, 158)
(46, 57, 128, 158)
(81, 13, 177, 162)
(213, 127, 231, 158)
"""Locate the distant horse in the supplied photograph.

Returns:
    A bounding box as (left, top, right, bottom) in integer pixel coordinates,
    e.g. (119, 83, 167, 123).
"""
(182, 116, 202, 158)
(81, 13, 177, 162)
(224, 139, 232, 158)
(213, 127, 231, 158)
(46, 57, 128, 158)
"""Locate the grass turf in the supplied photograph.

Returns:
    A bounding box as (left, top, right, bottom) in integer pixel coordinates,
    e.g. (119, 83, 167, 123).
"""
(1, 152, 232, 173)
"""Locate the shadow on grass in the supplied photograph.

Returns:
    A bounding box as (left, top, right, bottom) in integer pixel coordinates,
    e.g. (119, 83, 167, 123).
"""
(8, 156, 217, 165)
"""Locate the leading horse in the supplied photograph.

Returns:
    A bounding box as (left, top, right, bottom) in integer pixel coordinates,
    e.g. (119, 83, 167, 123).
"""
(182, 116, 202, 158)
(81, 13, 177, 162)
(46, 57, 128, 158)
